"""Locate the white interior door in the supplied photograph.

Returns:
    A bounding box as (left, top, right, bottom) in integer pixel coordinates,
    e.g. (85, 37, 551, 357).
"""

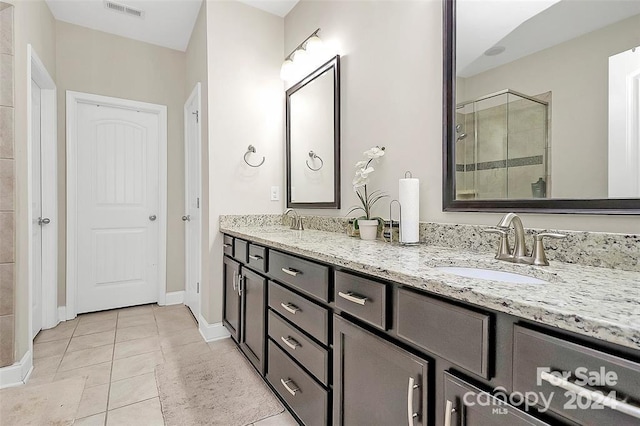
(184, 84, 201, 320)
(76, 102, 160, 313)
(31, 79, 43, 338)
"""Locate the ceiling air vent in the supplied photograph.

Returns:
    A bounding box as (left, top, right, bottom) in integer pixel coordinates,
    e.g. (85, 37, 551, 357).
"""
(104, 0, 145, 19)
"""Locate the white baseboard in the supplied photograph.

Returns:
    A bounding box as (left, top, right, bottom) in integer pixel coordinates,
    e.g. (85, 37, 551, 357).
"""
(164, 291, 185, 306)
(0, 350, 33, 389)
(58, 306, 67, 322)
(198, 314, 230, 342)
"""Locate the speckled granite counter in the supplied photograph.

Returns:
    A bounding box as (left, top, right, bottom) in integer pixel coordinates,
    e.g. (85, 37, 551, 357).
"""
(220, 225, 640, 351)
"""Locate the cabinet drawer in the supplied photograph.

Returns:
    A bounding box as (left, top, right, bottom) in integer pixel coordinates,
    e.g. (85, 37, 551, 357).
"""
(267, 340, 328, 426)
(269, 251, 329, 302)
(335, 270, 387, 330)
(513, 325, 640, 426)
(268, 310, 329, 385)
(268, 281, 329, 345)
(223, 235, 234, 256)
(444, 372, 549, 425)
(233, 239, 248, 263)
(248, 244, 267, 273)
(396, 288, 491, 378)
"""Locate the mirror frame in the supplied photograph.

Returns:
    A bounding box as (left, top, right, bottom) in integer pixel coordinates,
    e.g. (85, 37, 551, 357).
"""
(286, 55, 341, 209)
(442, 0, 640, 215)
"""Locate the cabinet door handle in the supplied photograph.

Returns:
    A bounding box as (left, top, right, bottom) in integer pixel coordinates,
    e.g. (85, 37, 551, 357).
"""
(338, 291, 368, 306)
(540, 371, 640, 419)
(249, 254, 263, 260)
(280, 378, 299, 396)
(280, 302, 300, 315)
(281, 336, 300, 350)
(232, 273, 237, 291)
(444, 399, 455, 426)
(407, 376, 419, 425)
(237, 274, 243, 296)
(223, 243, 232, 248)
(281, 267, 300, 277)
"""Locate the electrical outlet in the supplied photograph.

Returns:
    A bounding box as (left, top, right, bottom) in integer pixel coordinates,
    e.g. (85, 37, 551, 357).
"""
(271, 186, 280, 201)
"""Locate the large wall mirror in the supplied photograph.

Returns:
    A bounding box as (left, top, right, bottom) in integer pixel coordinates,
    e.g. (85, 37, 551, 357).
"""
(286, 55, 340, 209)
(443, 0, 640, 214)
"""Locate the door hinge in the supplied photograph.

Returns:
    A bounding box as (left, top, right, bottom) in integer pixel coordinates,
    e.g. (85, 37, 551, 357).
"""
(192, 110, 199, 123)
(197, 197, 200, 208)
(197, 282, 200, 293)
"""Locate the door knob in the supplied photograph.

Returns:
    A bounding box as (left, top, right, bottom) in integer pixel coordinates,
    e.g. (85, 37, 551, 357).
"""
(149, 215, 157, 221)
(182, 215, 191, 222)
(38, 217, 51, 226)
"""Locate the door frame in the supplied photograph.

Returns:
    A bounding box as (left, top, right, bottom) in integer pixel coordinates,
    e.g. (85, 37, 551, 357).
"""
(66, 90, 168, 319)
(184, 83, 202, 319)
(27, 45, 58, 339)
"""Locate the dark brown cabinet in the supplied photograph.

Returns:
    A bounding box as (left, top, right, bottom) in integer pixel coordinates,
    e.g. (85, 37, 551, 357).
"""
(223, 256, 241, 342)
(444, 372, 549, 426)
(333, 315, 429, 426)
(239, 268, 266, 374)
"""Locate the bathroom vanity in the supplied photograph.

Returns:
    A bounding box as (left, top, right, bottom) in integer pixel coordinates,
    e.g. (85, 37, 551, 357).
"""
(220, 224, 640, 426)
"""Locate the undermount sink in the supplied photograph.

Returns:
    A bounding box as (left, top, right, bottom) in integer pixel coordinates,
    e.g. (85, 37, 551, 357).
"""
(435, 267, 549, 284)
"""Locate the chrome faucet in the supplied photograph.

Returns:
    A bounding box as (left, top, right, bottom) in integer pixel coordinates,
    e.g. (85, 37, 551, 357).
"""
(488, 213, 566, 266)
(496, 212, 528, 262)
(283, 208, 304, 230)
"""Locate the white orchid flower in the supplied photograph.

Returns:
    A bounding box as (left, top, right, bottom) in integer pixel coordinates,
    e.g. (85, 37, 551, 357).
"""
(357, 166, 375, 177)
(352, 175, 369, 187)
(363, 146, 385, 159)
(354, 160, 368, 169)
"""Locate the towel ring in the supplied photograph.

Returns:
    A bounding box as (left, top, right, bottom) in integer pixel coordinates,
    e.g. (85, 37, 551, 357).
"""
(306, 151, 324, 171)
(244, 145, 265, 168)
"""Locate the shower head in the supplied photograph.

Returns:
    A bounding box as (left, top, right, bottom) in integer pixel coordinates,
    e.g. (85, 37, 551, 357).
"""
(455, 124, 462, 132)
(457, 133, 467, 141)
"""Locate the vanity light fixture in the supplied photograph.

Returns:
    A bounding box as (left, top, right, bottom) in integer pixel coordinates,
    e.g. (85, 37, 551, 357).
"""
(280, 28, 323, 81)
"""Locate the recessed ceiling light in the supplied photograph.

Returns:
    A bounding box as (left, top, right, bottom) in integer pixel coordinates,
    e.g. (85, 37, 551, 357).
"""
(484, 46, 506, 56)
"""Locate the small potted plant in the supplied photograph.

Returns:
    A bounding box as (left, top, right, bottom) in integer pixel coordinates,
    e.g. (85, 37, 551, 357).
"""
(348, 146, 387, 240)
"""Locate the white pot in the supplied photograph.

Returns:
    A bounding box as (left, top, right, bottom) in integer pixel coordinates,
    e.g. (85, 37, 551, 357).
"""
(358, 219, 379, 240)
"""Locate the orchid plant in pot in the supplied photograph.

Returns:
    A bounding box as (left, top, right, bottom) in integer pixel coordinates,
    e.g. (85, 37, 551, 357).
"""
(348, 146, 387, 240)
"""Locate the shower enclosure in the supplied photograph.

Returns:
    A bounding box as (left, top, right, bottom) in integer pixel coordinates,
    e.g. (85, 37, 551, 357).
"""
(455, 89, 549, 200)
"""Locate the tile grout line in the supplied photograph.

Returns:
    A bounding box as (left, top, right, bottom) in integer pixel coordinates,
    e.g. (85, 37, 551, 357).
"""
(102, 311, 119, 426)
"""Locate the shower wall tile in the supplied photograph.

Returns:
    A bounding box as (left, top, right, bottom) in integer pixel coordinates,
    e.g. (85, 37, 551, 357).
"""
(0, 211, 14, 263)
(0, 52, 12, 107)
(508, 164, 546, 199)
(0, 263, 12, 316)
(0, 106, 12, 158)
(0, 158, 13, 210)
(0, 4, 12, 55)
(0, 314, 14, 367)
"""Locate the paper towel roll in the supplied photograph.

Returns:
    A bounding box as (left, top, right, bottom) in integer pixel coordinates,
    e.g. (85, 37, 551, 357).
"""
(399, 177, 420, 243)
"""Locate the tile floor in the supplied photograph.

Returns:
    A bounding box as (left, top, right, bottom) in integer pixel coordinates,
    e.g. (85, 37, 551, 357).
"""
(17, 304, 297, 426)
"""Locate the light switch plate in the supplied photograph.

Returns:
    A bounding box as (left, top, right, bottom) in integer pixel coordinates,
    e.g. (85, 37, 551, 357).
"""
(270, 186, 280, 201)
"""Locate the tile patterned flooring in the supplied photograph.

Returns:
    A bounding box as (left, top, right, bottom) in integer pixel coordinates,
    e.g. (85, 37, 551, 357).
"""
(16, 304, 297, 426)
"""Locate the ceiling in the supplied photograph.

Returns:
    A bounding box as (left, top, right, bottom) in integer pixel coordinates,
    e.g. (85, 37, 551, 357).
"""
(45, 0, 299, 52)
(458, 0, 640, 78)
(45, 0, 204, 51)
(237, 0, 299, 17)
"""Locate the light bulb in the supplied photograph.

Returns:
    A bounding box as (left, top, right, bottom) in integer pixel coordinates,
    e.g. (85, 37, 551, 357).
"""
(305, 35, 323, 54)
(280, 59, 294, 81)
(292, 48, 308, 66)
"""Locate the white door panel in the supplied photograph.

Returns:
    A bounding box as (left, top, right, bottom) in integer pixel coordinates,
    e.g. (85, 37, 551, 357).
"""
(77, 103, 159, 313)
(31, 79, 42, 338)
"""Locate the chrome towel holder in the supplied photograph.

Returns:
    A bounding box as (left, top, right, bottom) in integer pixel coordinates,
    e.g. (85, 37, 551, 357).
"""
(244, 145, 265, 168)
(306, 151, 324, 171)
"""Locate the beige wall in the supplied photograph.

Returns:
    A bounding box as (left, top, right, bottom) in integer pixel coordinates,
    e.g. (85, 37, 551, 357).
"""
(205, 0, 284, 323)
(286, 0, 640, 234)
(184, 2, 209, 320)
(7, 0, 56, 360)
(55, 22, 187, 305)
(458, 14, 640, 199)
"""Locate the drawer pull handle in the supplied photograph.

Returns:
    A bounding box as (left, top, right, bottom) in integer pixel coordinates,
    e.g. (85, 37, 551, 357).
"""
(280, 302, 300, 315)
(223, 243, 232, 248)
(338, 291, 368, 306)
(281, 267, 301, 277)
(281, 336, 300, 350)
(407, 376, 419, 425)
(280, 378, 299, 396)
(540, 371, 640, 420)
(444, 399, 455, 426)
(249, 254, 263, 260)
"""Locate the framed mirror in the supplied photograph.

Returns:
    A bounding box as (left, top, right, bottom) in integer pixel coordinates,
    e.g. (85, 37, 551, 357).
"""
(286, 55, 341, 209)
(443, 0, 640, 214)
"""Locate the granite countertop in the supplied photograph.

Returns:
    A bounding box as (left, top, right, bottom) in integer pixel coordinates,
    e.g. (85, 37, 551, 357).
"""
(220, 225, 640, 351)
